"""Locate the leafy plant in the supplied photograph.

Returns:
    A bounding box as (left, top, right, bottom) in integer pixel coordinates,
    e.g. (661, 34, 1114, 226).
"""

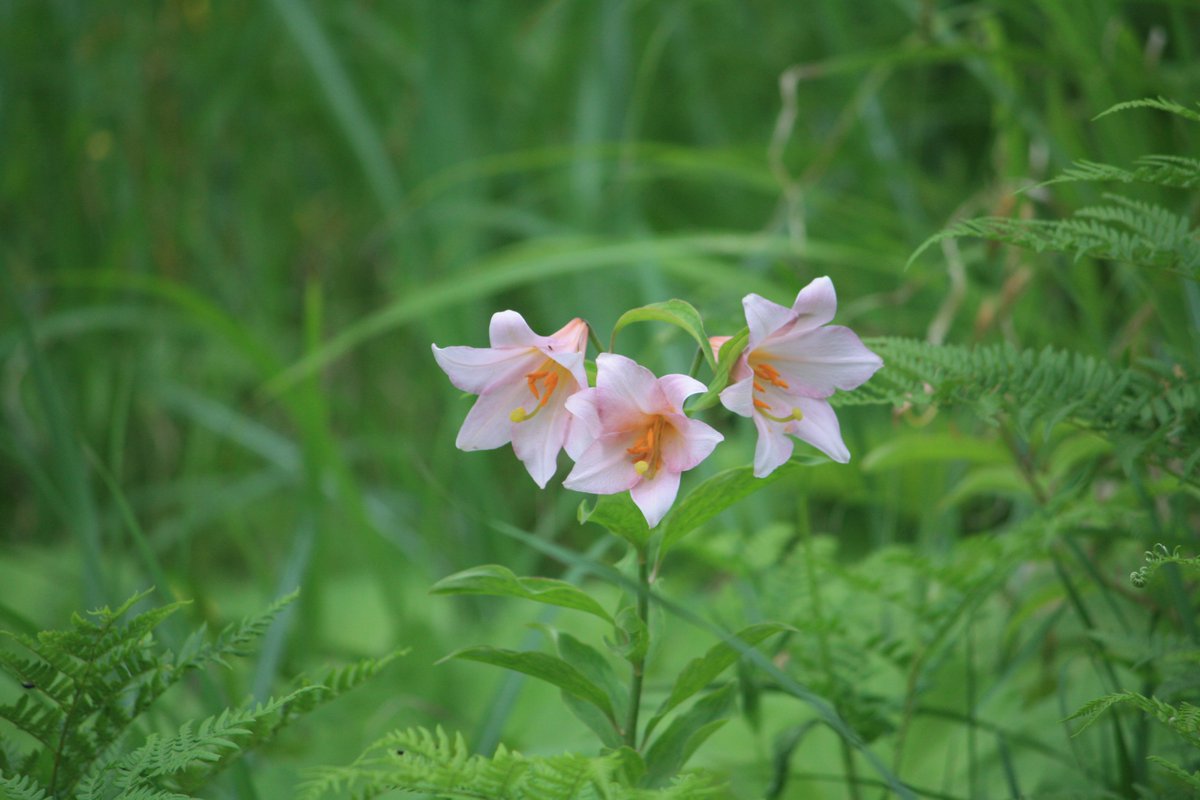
(0, 590, 396, 799)
(909, 98, 1200, 279)
(300, 727, 725, 800)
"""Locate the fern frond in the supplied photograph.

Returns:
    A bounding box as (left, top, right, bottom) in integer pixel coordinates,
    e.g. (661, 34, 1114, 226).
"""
(300, 726, 725, 800)
(1130, 544, 1200, 588)
(907, 198, 1200, 277)
(80, 689, 316, 800)
(0, 773, 51, 800)
(174, 590, 298, 673)
(283, 651, 404, 724)
(0, 594, 190, 795)
(835, 338, 1199, 469)
(1040, 155, 1200, 189)
(0, 591, 308, 797)
(1094, 96, 1200, 123)
(1147, 756, 1200, 791)
(1067, 691, 1200, 747)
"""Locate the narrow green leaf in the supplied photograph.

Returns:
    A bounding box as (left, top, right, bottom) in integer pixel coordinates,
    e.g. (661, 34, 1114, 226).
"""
(441, 647, 615, 723)
(660, 459, 817, 554)
(642, 683, 737, 787)
(609, 299, 716, 371)
(559, 693, 622, 750)
(430, 565, 612, 623)
(557, 633, 627, 725)
(578, 494, 650, 548)
(644, 623, 788, 739)
(684, 328, 749, 412)
(860, 433, 1009, 472)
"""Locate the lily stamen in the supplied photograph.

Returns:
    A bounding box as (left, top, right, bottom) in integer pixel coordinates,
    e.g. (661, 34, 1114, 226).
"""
(626, 417, 666, 478)
(512, 367, 560, 423)
(756, 402, 804, 424)
(753, 362, 790, 389)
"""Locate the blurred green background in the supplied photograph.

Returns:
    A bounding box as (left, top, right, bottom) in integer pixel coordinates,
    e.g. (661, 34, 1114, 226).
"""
(2, 0, 1199, 796)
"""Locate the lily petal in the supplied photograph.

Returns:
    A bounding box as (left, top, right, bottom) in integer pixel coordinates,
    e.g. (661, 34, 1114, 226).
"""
(764, 325, 883, 397)
(489, 310, 542, 348)
(594, 353, 666, 415)
(789, 276, 838, 334)
(564, 413, 592, 461)
(431, 343, 539, 395)
(563, 435, 641, 495)
(546, 317, 589, 353)
(718, 376, 756, 417)
(455, 377, 530, 451)
(567, 387, 645, 438)
(743, 293, 795, 349)
(661, 416, 724, 473)
(630, 469, 682, 528)
(657, 373, 708, 410)
(708, 335, 732, 362)
(511, 383, 575, 488)
(751, 413, 795, 478)
(789, 396, 850, 463)
(564, 389, 604, 440)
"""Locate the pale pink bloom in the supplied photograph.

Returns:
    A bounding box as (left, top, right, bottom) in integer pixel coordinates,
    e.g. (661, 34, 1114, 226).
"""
(432, 311, 589, 488)
(563, 354, 723, 528)
(718, 277, 882, 477)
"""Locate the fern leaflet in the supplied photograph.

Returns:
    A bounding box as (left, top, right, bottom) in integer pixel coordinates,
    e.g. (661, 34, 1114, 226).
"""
(300, 726, 725, 800)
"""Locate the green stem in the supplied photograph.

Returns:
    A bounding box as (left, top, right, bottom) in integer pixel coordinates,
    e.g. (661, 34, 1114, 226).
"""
(624, 550, 651, 749)
(585, 321, 606, 356)
(798, 496, 861, 800)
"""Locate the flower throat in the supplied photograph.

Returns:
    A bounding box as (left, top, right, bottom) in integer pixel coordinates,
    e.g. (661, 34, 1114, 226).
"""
(628, 416, 666, 478)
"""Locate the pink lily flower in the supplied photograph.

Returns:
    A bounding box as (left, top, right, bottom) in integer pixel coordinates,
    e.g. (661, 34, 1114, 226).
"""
(563, 354, 723, 528)
(432, 311, 589, 488)
(717, 277, 883, 477)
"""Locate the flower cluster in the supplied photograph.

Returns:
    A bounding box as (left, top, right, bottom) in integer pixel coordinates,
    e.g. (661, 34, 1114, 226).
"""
(432, 277, 882, 527)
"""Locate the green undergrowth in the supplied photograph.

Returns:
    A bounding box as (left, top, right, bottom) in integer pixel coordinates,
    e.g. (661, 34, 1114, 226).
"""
(2, 1, 1199, 797)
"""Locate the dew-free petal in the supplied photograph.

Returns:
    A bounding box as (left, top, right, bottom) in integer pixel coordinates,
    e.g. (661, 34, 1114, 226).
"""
(765, 325, 883, 397)
(563, 435, 641, 495)
(431, 344, 539, 395)
(743, 293, 795, 350)
(789, 396, 850, 464)
(788, 276, 838, 334)
(629, 469, 682, 529)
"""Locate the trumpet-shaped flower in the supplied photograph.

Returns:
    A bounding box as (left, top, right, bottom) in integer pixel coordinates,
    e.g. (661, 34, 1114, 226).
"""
(432, 311, 589, 488)
(563, 354, 723, 528)
(718, 277, 882, 477)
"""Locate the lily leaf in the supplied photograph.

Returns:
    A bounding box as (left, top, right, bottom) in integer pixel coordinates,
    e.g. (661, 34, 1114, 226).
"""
(660, 458, 818, 554)
(440, 646, 616, 723)
(643, 622, 789, 739)
(685, 327, 749, 411)
(557, 633, 626, 747)
(430, 564, 612, 623)
(579, 493, 651, 548)
(609, 299, 716, 371)
(643, 683, 737, 787)
(607, 605, 649, 665)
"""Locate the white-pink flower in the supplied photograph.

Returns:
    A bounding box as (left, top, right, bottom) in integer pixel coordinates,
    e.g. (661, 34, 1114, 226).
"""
(432, 311, 589, 488)
(718, 277, 882, 478)
(563, 354, 723, 528)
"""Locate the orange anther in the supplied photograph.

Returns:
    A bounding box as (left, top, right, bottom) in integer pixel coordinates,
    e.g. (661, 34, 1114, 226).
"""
(753, 380, 766, 393)
(627, 417, 666, 478)
(537, 372, 559, 407)
(753, 397, 772, 411)
(753, 362, 789, 389)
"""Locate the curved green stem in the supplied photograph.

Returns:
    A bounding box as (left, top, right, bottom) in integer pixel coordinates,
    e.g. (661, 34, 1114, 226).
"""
(799, 495, 861, 800)
(624, 550, 651, 749)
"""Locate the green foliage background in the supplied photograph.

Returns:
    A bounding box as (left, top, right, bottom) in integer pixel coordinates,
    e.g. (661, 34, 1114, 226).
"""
(2, 0, 1199, 797)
